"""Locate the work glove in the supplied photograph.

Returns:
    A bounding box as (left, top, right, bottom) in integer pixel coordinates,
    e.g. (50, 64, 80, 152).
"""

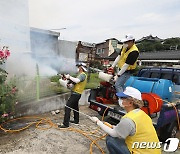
(113, 75, 119, 82)
(67, 83, 74, 89)
(90, 117, 100, 123)
(64, 74, 70, 79)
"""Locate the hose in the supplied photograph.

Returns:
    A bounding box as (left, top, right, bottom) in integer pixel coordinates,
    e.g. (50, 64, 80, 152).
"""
(154, 97, 180, 131)
(0, 107, 110, 154)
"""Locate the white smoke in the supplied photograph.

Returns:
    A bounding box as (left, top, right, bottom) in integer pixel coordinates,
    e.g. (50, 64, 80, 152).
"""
(6, 52, 77, 77)
(37, 55, 77, 76)
(6, 52, 36, 77)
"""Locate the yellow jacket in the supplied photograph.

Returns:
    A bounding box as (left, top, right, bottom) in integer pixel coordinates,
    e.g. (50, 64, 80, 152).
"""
(118, 44, 139, 70)
(73, 72, 87, 94)
(123, 109, 161, 154)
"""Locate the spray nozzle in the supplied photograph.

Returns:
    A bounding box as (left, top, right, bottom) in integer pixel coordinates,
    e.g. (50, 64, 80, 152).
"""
(57, 73, 67, 80)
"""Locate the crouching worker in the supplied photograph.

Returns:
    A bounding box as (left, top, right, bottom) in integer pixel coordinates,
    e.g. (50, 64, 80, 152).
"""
(91, 87, 161, 154)
(59, 63, 87, 128)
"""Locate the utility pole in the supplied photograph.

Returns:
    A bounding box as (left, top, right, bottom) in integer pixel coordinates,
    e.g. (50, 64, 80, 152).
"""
(87, 43, 96, 82)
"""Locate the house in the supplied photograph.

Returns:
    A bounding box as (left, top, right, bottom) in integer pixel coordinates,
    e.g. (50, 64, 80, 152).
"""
(76, 41, 96, 64)
(95, 38, 122, 66)
(136, 35, 180, 66)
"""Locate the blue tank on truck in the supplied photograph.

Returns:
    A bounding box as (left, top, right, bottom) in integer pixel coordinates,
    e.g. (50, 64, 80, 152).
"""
(124, 76, 174, 102)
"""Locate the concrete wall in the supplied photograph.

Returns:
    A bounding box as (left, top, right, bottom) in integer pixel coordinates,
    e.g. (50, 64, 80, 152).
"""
(30, 28, 60, 57)
(58, 40, 77, 59)
(0, 0, 33, 76)
(15, 90, 90, 117)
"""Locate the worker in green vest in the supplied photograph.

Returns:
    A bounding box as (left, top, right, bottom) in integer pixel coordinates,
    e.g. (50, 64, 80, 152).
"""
(108, 34, 139, 93)
(59, 62, 87, 128)
(91, 87, 161, 154)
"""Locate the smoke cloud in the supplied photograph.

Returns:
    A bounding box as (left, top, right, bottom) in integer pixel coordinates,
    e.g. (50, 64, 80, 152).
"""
(5, 52, 77, 77)
(36, 55, 77, 76)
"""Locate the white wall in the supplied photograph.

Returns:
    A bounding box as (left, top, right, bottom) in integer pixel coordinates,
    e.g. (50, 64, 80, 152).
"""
(58, 40, 77, 59)
(0, 0, 33, 76)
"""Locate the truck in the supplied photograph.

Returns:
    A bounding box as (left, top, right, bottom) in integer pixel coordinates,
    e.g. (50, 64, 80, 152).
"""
(88, 67, 180, 142)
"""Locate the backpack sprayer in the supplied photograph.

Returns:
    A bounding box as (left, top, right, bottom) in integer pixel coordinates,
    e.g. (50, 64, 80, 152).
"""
(58, 73, 75, 89)
(58, 67, 113, 128)
(89, 67, 114, 83)
(98, 72, 113, 82)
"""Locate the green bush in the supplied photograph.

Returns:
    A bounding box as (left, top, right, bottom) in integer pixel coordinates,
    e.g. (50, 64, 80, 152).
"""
(0, 47, 17, 123)
(85, 73, 101, 89)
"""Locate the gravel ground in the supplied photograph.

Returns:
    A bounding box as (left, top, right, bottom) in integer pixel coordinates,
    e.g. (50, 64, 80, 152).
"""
(0, 105, 179, 154)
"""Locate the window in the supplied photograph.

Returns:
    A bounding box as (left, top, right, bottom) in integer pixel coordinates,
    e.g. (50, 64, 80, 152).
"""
(79, 53, 88, 61)
(97, 49, 101, 54)
(102, 49, 105, 54)
(111, 40, 118, 48)
(141, 71, 151, 78)
(161, 73, 172, 80)
(150, 72, 160, 78)
(172, 74, 179, 84)
(96, 48, 105, 54)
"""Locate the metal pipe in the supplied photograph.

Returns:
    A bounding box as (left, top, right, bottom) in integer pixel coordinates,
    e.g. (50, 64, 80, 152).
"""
(36, 64, 40, 101)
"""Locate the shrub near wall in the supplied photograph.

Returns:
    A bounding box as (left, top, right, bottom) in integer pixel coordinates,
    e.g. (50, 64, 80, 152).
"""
(0, 47, 17, 122)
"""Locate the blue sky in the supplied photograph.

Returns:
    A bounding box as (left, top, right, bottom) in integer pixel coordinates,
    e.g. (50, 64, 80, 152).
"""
(29, 0, 180, 43)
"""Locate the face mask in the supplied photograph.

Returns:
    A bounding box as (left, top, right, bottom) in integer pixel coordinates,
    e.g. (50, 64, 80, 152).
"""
(123, 43, 128, 48)
(118, 99, 124, 108)
(77, 68, 79, 72)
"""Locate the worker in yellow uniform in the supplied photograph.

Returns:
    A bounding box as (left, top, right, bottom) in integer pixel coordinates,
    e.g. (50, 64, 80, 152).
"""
(59, 63, 87, 128)
(91, 87, 161, 154)
(108, 34, 139, 93)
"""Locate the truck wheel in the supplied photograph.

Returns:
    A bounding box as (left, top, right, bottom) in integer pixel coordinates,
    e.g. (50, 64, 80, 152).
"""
(159, 122, 178, 142)
(159, 126, 168, 142)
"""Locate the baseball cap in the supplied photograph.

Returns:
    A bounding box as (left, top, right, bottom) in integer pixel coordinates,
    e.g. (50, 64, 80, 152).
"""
(121, 34, 135, 43)
(116, 87, 142, 100)
(76, 62, 87, 72)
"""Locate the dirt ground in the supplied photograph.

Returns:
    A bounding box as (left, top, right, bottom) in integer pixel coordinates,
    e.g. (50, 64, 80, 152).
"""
(0, 106, 179, 154)
(0, 106, 108, 154)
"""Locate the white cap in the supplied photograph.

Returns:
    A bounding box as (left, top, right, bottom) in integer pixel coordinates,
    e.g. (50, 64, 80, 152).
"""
(121, 34, 135, 43)
(116, 86, 142, 100)
(76, 62, 87, 72)
(81, 66, 87, 72)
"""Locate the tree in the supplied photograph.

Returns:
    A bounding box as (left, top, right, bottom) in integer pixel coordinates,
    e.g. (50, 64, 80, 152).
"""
(163, 38, 180, 50)
(137, 37, 180, 52)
